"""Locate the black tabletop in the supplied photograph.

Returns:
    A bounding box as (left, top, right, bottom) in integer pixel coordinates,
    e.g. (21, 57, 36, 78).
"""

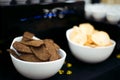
(1, 42, 120, 80)
(1, 1, 120, 79)
(0, 18, 120, 80)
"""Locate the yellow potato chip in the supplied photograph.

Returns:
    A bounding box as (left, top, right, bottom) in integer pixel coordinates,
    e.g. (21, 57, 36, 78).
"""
(79, 23, 95, 36)
(86, 35, 93, 44)
(91, 31, 111, 46)
(70, 26, 87, 45)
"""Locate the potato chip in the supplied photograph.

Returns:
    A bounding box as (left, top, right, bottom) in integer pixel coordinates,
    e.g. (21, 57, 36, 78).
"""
(70, 26, 87, 45)
(79, 23, 95, 36)
(91, 31, 111, 46)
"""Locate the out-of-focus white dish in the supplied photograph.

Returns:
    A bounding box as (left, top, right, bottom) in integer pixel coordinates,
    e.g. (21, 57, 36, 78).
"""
(16, 0, 27, 4)
(106, 12, 120, 24)
(44, 0, 53, 3)
(85, 4, 93, 19)
(9, 36, 66, 80)
(85, 3, 120, 23)
(0, 0, 12, 6)
(57, 0, 65, 2)
(92, 4, 106, 21)
(65, 0, 76, 3)
(30, 0, 40, 4)
(106, 6, 120, 24)
(66, 28, 116, 63)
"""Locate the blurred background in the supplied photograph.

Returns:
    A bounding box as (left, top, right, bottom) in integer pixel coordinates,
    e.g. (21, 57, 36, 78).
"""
(0, 0, 120, 80)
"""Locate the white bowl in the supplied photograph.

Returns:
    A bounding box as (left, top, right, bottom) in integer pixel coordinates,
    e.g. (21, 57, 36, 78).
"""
(16, 0, 27, 4)
(92, 5, 106, 21)
(66, 28, 116, 63)
(85, 4, 93, 19)
(65, 0, 76, 3)
(0, 0, 11, 6)
(30, 0, 40, 4)
(9, 36, 66, 79)
(57, 0, 65, 2)
(106, 12, 120, 24)
(106, 8, 120, 24)
(44, 0, 53, 3)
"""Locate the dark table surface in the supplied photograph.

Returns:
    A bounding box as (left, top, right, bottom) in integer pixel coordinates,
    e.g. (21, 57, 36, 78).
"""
(0, 18, 120, 80)
(1, 45, 120, 80)
(1, 34, 120, 80)
(1, 1, 120, 80)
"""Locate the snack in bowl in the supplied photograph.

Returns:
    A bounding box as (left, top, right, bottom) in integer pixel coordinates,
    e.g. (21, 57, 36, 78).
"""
(7, 32, 66, 79)
(66, 23, 116, 63)
(8, 31, 61, 62)
(69, 23, 112, 48)
(91, 31, 112, 47)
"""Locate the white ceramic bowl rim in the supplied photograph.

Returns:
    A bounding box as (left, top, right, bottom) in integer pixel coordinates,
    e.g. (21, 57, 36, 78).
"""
(66, 28, 116, 49)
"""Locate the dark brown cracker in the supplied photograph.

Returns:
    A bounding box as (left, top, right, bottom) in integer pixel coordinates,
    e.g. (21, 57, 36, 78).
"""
(7, 49, 19, 59)
(0, 50, 2, 54)
(22, 32, 34, 42)
(31, 45, 51, 61)
(13, 41, 32, 54)
(54, 43, 60, 50)
(44, 39, 61, 61)
(8, 32, 61, 62)
(21, 40, 44, 47)
(19, 54, 41, 62)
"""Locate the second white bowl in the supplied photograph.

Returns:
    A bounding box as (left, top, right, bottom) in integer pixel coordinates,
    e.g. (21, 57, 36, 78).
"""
(66, 28, 116, 63)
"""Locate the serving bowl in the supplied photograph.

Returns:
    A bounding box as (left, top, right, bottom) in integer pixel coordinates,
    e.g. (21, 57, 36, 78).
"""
(30, 0, 40, 4)
(15, 0, 27, 4)
(92, 4, 106, 21)
(85, 4, 93, 19)
(66, 28, 116, 63)
(106, 7, 120, 24)
(0, 0, 12, 5)
(9, 36, 66, 79)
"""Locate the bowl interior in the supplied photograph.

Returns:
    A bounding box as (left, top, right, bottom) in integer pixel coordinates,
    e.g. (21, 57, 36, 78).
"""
(10, 36, 66, 64)
(66, 28, 116, 48)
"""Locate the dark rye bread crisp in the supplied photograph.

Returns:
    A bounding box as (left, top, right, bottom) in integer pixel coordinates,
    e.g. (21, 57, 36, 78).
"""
(19, 54, 42, 62)
(20, 40, 44, 47)
(7, 49, 42, 62)
(44, 39, 61, 61)
(31, 45, 51, 61)
(8, 31, 61, 62)
(13, 41, 32, 54)
(22, 31, 34, 42)
(7, 49, 20, 59)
